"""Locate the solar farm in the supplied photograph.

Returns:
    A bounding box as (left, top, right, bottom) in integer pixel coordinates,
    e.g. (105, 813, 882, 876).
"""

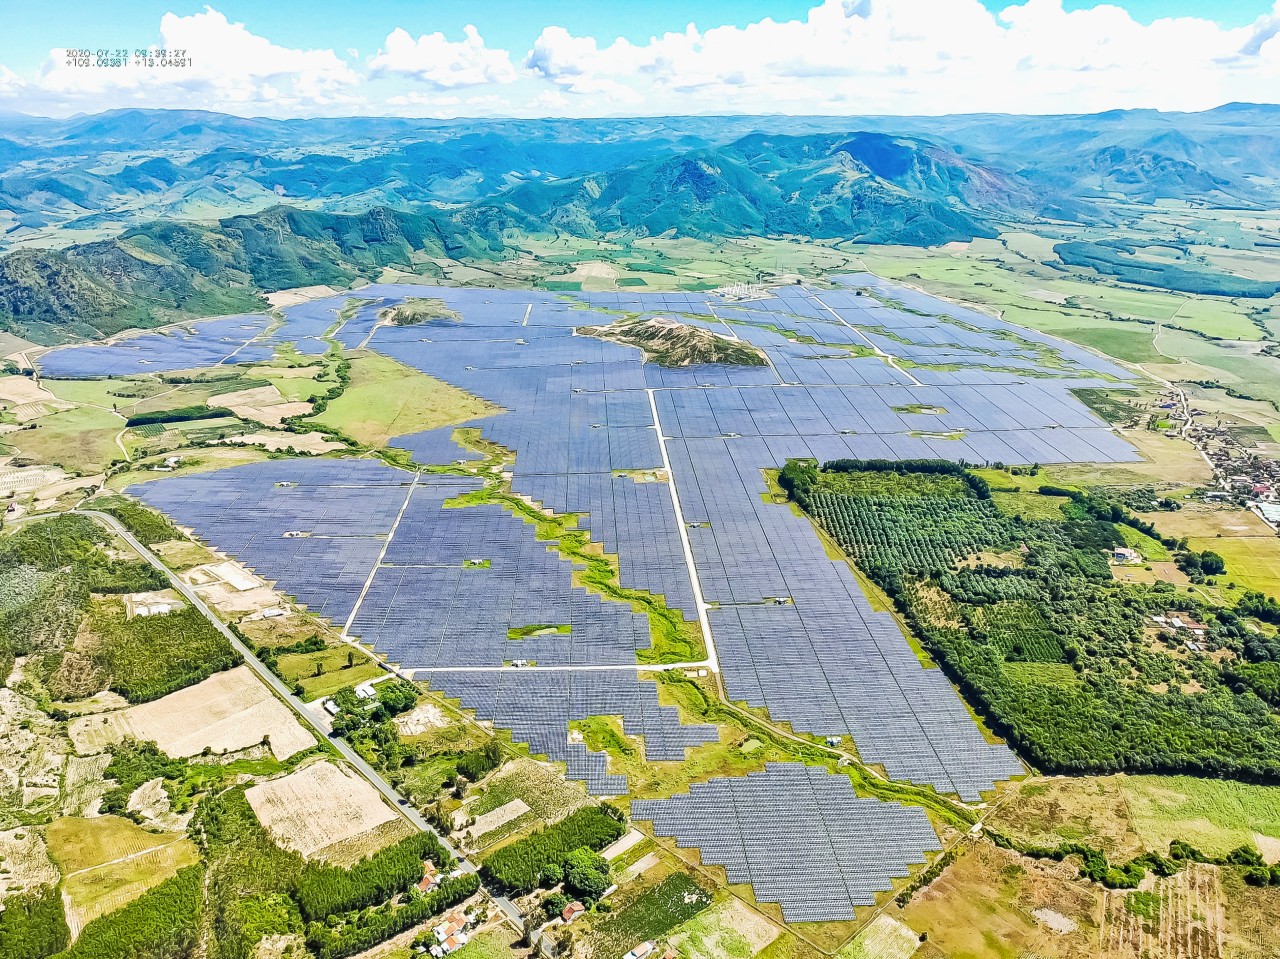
(86, 274, 1142, 922)
(632, 763, 941, 922)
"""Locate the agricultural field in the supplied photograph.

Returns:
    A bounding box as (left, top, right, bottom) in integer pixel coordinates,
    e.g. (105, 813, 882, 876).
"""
(569, 869, 714, 959)
(67, 665, 315, 761)
(667, 896, 782, 959)
(45, 815, 197, 935)
(454, 758, 591, 848)
(244, 760, 409, 863)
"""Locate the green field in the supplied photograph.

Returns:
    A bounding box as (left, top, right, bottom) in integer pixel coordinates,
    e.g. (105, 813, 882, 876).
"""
(9, 405, 123, 472)
(274, 645, 384, 701)
(1122, 775, 1280, 859)
(311, 351, 496, 448)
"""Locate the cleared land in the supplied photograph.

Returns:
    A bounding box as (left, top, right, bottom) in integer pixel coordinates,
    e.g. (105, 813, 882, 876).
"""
(0, 826, 59, 902)
(244, 760, 405, 862)
(310, 351, 497, 448)
(992, 773, 1280, 863)
(67, 665, 314, 761)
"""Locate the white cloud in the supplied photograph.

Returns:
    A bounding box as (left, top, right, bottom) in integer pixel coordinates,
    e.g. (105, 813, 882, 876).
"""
(13, 6, 358, 115)
(369, 25, 517, 88)
(521, 0, 1280, 115)
(0, 1, 1278, 118)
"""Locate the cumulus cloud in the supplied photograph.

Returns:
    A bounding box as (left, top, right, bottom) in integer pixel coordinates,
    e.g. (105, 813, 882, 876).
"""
(369, 25, 517, 88)
(11, 6, 357, 114)
(0, 0, 1278, 118)
(522, 0, 1280, 115)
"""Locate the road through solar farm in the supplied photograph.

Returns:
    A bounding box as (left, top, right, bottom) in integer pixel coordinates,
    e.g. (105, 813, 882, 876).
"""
(57, 274, 1139, 921)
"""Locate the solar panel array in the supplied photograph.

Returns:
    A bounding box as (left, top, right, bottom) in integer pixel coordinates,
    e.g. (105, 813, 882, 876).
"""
(632, 763, 941, 922)
(129, 459, 410, 623)
(355, 476, 654, 666)
(39, 314, 273, 377)
(424, 669, 718, 796)
(118, 274, 1141, 801)
(391, 425, 481, 465)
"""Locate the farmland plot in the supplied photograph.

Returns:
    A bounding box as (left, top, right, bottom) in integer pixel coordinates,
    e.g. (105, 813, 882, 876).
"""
(244, 760, 407, 863)
(68, 665, 314, 761)
(1099, 863, 1225, 959)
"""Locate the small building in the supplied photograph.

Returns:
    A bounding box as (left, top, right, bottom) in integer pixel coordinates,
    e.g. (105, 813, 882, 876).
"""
(417, 861, 439, 893)
(562, 901, 586, 923)
(433, 910, 469, 946)
(825, 736, 842, 747)
(623, 942, 656, 959)
(322, 699, 340, 716)
(1113, 546, 1140, 564)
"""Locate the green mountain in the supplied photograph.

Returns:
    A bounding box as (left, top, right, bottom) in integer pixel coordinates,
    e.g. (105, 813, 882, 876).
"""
(0, 206, 506, 344)
(485, 133, 1042, 245)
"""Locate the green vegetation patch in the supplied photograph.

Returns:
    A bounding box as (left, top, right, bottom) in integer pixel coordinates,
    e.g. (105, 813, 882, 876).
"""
(0, 886, 70, 959)
(380, 298, 461, 326)
(577, 873, 714, 959)
(53, 863, 204, 959)
(480, 804, 625, 894)
(86, 601, 240, 703)
(781, 457, 1280, 781)
(90, 496, 181, 546)
(577, 316, 768, 368)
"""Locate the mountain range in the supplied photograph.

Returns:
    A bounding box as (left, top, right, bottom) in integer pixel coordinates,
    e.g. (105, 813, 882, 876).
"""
(2, 104, 1279, 343)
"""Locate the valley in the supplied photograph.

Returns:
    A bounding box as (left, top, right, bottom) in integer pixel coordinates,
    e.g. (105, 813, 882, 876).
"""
(3, 103, 1280, 959)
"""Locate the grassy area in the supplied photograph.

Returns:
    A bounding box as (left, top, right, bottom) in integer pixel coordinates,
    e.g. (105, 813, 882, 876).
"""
(274, 645, 384, 701)
(310, 350, 496, 448)
(667, 896, 782, 959)
(991, 773, 1280, 862)
(45, 816, 179, 875)
(896, 843, 1097, 959)
(447, 930, 518, 959)
(62, 838, 200, 928)
(990, 490, 1068, 522)
(576, 871, 714, 958)
(1122, 775, 1280, 860)
(8, 405, 123, 472)
(1114, 524, 1172, 561)
(834, 915, 919, 959)
(465, 757, 589, 822)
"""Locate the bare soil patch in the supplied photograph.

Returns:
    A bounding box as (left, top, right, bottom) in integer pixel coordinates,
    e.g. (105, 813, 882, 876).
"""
(393, 701, 448, 736)
(265, 286, 340, 308)
(245, 761, 402, 862)
(68, 665, 313, 761)
(0, 826, 59, 902)
(216, 431, 344, 454)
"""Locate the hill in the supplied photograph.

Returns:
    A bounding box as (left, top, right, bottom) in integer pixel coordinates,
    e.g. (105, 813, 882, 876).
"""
(577, 316, 769, 368)
(0, 206, 508, 344)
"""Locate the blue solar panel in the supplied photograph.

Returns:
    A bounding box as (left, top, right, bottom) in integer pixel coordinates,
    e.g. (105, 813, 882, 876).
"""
(118, 274, 1141, 802)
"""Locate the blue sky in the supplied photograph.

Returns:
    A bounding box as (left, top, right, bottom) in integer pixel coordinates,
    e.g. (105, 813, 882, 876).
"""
(1, 0, 1277, 118)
